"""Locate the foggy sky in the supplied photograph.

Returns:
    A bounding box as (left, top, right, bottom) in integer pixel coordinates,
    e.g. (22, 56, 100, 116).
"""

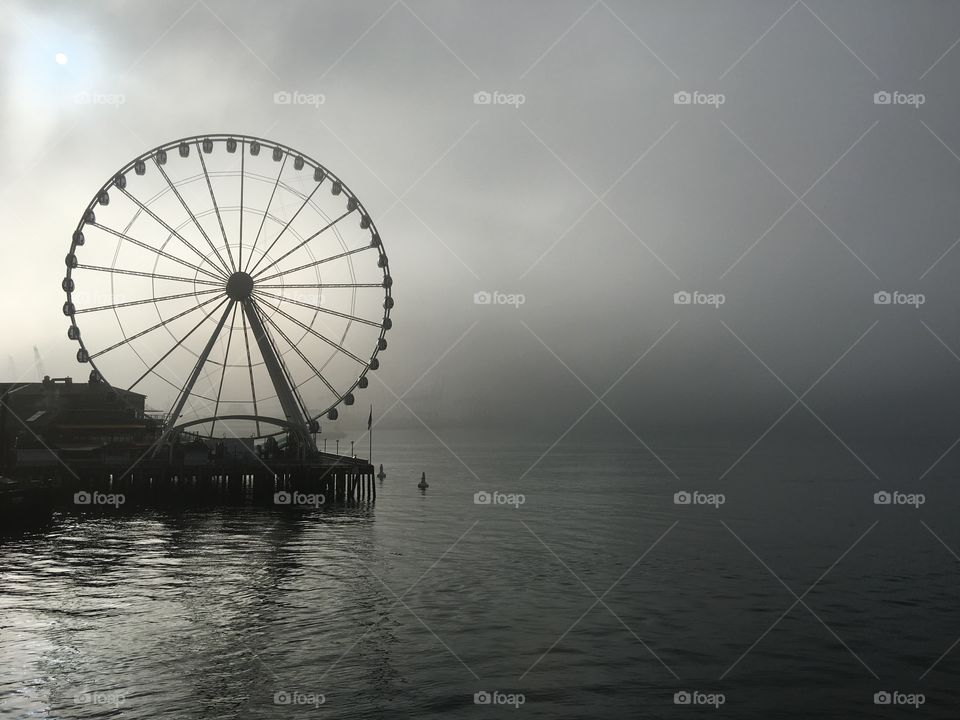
(4, 0, 960, 445)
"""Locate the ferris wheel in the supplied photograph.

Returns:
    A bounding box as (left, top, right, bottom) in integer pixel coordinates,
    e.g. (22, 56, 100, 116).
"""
(61, 134, 392, 446)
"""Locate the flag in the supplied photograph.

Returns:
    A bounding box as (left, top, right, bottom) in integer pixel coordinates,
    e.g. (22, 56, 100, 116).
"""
(367, 406, 372, 431)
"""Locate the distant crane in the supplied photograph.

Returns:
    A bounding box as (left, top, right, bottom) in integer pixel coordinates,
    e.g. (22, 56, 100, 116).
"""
(33, 346, 45, 381)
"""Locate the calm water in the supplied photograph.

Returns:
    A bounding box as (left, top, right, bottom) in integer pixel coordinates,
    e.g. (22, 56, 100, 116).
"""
(2, 434, 960, 718)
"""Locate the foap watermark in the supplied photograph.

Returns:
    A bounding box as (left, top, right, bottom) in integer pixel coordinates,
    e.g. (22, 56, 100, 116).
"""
(74, 91, 125, 108)
(74, 490, 125, 508)
(674, 90, 725, 108)
(274, 491, 326, 508)
(874, 690, 925, 708)
(674, 690, 725, 708)
(674, 290, 725, 308)
(474, 490, 525, 508)
(474, 690, 525, 708)
(274, 90, 325, 108)
(873, 290, 925, 308)
(274, 690, 325, 708)
(474, 290, 526, 308)
(75, 691, 126, 709)
(873, 91, 925, 108)
(873, 490, 925, 509)
(674, 490, 725, 509)
(474, 90, 525, 108)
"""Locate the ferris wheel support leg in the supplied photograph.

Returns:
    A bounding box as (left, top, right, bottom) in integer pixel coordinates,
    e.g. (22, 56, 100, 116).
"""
(242, 299, 315, 452)
(153, 300, 236, 455)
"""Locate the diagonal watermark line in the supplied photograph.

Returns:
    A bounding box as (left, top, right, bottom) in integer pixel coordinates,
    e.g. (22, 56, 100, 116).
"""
(921, 320, 960, 363)
(199, 0, 282, 79)
(354, 321, 479, 448)
(720, 521, 878, 679)
(120, 0, 199, 78)
(319, 521, 480, 681)
(798, 1, 879, 79)
(315, 116, 482, 280)
(919, 235, 960, 280)
(368, 372, 481, 481)
(519, 119, 680, 280)
(918, 521, 960, 679)
(719, 0, 800, 80)
(719, 120, 881, 280)
(518, 320, 681, 480)
(319, 0, 402, 81)
(520, 520, 679, 679)
(919, 120, 960, 163)
(719, 320, 879, 480)
(918, 436, 960, 482)
(380, 120, 481, 218)
(400, 0, 481, 80)
(920, 34, 960, 80)
(722, 521, 878, 679)
(365, 564, 480, 679)
(521, 520, 680, 678)
(520, 0, 601, 79)
(599, 0, 681, 80)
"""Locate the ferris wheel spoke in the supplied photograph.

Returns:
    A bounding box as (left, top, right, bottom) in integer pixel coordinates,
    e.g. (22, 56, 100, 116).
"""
(127, 295, 231, 391)
(246, 182, 325, 277)
(90, 293, 224, 359)
(153, 158, 234, 277)
(250, 208, 354, 280)
(254, 296, 368, 366)
(243, 154, 288, 274)
(239, 140, 246, 271)
(166, 300, 237, 426)
(196, 140, 237, 273)
(209, 303, 238, 436)
(89, 222, 226, 283)
(76, 264, 224, 287)
(248, 299, 311, 424)
(117, 187, 229, 280)
(254, 289, 381, 328)
(257, 282, 381, 289)
(255, 244, 374, 284)
(75, 287, 222, 314)
(239, 306, 261, 437)
(257, 306, 340, 398)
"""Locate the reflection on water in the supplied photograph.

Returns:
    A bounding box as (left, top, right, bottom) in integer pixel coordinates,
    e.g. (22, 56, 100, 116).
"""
(2, 437, 960, 718)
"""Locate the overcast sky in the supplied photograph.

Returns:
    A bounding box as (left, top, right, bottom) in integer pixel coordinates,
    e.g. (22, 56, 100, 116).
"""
(4, 0, 960, 447)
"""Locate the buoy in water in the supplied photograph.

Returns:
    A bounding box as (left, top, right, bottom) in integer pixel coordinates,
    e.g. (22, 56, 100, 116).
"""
(418, 471, 429, 489)
(377, 463, 386, 481)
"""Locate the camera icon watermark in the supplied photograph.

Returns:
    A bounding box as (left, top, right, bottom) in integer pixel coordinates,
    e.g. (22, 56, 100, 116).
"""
(673, 290, 725, 308)
(674, 690, 725, 708)
(274, 690, 325, 708)
(873, 490, 925, 509)
(473, 690, 525, 707)
(873, 690, 925, 708)
(74, 490, 125, 508)
(74, 91, 125, 108)
(474, 490, 526, 508)
(873, 290, 924, 308)
(873, 90, 925, 108)
(673, 490, 725, 509)
(673, 90, 725, 108)
(274, 490, 326, 508)
(473, 90, 526, 108)
(274, 90, 325, 108)
(474, 290, 526, 308)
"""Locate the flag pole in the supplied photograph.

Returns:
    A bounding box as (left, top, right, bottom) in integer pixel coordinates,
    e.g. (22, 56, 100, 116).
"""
(368, 404, 373, 467)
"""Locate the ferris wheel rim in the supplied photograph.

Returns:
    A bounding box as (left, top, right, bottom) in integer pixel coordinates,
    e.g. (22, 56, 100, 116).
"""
(62, 133, 394, 440)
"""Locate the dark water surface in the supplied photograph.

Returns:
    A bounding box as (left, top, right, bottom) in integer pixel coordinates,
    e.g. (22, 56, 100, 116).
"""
(2, 435, 960, 718)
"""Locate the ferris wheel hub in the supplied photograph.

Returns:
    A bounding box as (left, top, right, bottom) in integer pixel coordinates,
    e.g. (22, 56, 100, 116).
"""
(225, 271, 254, 301)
